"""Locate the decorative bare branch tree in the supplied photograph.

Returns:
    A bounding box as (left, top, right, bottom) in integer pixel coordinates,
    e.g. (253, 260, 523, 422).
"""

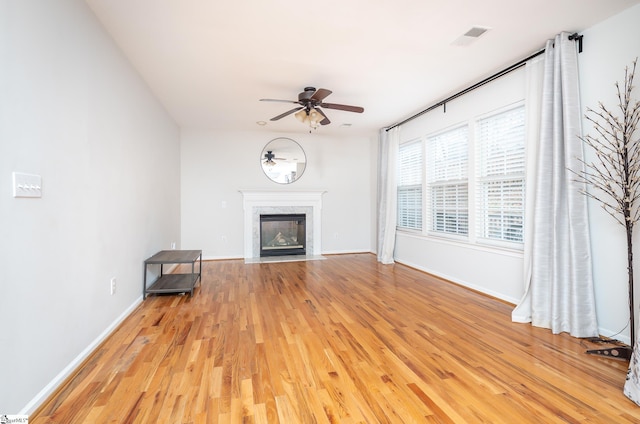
(572, 59, 640, 349)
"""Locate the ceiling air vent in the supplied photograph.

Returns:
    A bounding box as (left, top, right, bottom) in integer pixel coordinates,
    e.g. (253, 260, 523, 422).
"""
(452, 26, 490, 46)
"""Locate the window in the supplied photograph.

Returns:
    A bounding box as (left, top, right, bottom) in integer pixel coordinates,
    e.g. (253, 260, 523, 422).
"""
(476, 105, 525, 244)
(426, 126, 468, 236)
(397, 141, 422, 230)
(396, 103, 525, 249)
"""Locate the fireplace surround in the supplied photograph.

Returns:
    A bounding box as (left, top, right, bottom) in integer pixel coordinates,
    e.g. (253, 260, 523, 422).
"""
(240, 190, 325, 259)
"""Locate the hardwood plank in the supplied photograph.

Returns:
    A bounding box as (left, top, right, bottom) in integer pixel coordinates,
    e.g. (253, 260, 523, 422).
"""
(31, 254, 640, 423)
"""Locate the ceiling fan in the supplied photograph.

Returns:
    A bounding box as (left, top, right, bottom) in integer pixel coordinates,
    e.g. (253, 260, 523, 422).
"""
(260, 87, 364, 127)
(263, 150, 285, 166)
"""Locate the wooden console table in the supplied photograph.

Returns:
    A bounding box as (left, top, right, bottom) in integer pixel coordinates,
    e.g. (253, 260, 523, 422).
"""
(143, 250, 202, 299)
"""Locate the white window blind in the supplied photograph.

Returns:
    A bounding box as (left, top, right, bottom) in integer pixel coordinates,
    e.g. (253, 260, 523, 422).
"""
(426, 126, 468, 235)
(476, 105, 525, 243)
(397, 141, 422, 230)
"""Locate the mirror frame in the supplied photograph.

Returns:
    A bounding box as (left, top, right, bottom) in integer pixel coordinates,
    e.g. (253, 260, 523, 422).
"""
(260, 137, 307, 184)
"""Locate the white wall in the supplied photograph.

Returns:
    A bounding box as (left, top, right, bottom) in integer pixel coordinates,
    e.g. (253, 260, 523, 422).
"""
(394, 4, 640, 342)
(180, 129, 374, 258)
(3, 0, 636, 416)
(0, 0, 180, 413)
(579, 3, 640, 343)
(394, 69, 526, 304)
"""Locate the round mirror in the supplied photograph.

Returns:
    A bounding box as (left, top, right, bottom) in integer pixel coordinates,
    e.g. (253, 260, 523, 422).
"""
(260, 137, 306, 184)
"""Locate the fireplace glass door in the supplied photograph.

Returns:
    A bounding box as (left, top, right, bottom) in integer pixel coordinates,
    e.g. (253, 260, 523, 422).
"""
(260, 214, 306, 256)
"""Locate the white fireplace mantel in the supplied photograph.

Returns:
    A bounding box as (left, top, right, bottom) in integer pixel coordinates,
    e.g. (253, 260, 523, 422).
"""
(239, 190, 326, 259)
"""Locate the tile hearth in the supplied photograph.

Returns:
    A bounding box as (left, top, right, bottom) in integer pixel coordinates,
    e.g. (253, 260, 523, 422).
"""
(244, 254, 326, 264)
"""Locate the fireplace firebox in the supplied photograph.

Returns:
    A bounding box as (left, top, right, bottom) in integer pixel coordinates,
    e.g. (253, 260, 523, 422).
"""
(260, 214, 306, 257)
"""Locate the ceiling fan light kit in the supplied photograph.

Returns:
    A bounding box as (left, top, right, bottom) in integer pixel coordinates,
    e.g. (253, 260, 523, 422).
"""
(260, 87, 364, 130)
(294, 108, 324, 129)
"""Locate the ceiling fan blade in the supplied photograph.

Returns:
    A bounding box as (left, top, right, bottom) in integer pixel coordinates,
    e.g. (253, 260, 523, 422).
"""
(320, 102, 364, 113)
(316, 108, 331, 125)
(270, 107, 303, 121)
(311, 88, 332, 102)
(260, 98, 299, 104)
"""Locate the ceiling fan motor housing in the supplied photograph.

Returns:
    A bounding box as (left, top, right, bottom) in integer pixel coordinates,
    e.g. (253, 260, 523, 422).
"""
(299, 87, 316, 102)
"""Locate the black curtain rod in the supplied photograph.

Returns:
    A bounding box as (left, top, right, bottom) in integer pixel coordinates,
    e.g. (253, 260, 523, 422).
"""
(386, 33, 583, 131)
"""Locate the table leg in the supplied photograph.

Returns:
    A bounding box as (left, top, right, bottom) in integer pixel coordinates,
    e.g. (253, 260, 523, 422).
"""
(143, 264, 147, 299)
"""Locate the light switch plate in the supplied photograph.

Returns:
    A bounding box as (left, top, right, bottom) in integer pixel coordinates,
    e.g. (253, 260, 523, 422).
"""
(13, 172, 42, 198)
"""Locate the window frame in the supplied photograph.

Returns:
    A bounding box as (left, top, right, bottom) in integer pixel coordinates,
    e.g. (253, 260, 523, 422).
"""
(396, 139, 423, 232)
(425, 124, 469, 239)
(474, 102, 526, 250)
(395, 101, 526, 252)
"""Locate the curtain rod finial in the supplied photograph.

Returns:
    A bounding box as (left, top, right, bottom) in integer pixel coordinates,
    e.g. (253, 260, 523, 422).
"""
(569, 33, 584, 53)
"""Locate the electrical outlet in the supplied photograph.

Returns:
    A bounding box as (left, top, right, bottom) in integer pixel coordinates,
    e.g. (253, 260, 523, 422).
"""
(171, 241, 176, 249)
(110, 278, 116, 295)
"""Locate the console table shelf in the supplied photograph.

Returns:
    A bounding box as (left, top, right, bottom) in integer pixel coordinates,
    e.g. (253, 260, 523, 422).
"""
(143, 250, 202, 299)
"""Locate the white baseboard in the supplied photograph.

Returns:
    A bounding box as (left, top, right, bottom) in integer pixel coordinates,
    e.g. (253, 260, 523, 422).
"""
(20, 296, 143, 415)
(203, 251, 375, 261)
(321, 249, 373, 255)
(202, 254, 243, 261)
(598, 327, 631, 345)
(394, 259, 630, 344)
(394, 258, 520, 305)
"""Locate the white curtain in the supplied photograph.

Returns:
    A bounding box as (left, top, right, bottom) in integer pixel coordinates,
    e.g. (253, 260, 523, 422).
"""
(512, 32, 598, 338)
(625, 328, 640, 404)
(512, 54, 544, 323)
(377, 127, 399, 264)
(626, 343, 640, 405)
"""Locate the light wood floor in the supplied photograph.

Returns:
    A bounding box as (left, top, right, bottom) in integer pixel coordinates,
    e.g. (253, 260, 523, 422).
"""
(32, 253, 640, 423)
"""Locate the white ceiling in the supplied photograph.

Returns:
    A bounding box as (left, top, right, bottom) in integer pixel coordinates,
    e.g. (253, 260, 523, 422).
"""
(85, 0, 640, 137)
